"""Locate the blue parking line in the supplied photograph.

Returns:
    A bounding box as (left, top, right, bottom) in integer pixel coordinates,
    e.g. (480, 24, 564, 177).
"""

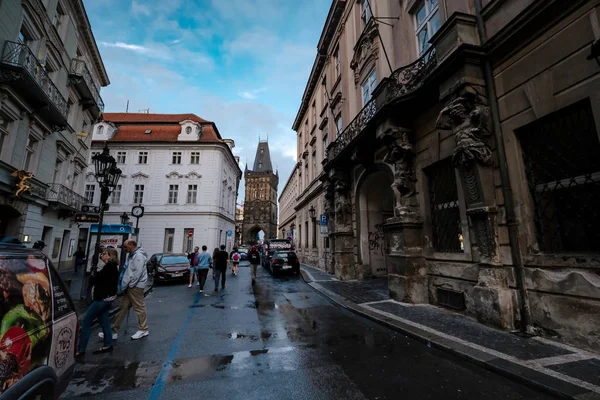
(147, 291, 202, 400)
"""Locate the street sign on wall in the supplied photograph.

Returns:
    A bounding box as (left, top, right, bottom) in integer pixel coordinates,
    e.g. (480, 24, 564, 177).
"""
(74, 214, 100, 223)
(320, 214, 328, 226)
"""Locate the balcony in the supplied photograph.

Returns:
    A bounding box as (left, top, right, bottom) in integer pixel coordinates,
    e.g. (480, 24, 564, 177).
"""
(46, 183, 89, 214)
(327, 47, 438, 162)
(69, 59, 104, 119)
(0, 41, 68, 128)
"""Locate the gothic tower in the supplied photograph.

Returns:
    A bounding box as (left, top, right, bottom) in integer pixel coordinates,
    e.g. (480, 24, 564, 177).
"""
(242, 140, 279, 243)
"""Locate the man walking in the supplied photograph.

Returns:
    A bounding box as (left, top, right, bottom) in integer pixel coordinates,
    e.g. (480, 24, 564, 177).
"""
(248, 245, 260, 284)
(196, 245, 211, 292)
(100, 239, 149, 340)
(213, 245, 229, 292)
(188, 246, 200, 288)
(74, 247, 86, 273)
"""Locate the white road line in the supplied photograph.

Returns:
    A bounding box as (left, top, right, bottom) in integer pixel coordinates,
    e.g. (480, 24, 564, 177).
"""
(534, 336, 600, 359)
(530, 353, 596, 367)
(361, 299, 394, 306)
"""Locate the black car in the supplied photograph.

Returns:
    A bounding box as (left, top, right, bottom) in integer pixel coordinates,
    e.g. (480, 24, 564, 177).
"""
(0, 242, 78, 399)
(269, 251, 300, 276)
(147, 253, 190, 283)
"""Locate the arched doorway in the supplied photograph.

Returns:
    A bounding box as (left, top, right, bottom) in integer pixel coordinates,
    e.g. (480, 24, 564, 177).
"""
(0, 205, 22, 236)
(247, 226, 264, 244)
(357, 168, 394, 277)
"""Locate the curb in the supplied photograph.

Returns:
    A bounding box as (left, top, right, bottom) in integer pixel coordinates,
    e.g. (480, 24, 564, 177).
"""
(299, 268, 599, 400)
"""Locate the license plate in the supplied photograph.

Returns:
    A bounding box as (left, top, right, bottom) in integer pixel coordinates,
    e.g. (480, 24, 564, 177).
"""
(172, 273, 183, 277)
(282, 265, 291, 270)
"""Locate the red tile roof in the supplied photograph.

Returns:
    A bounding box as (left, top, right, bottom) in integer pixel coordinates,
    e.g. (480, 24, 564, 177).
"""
(94, 113, 223, 143)
(103, 113, 210, 124)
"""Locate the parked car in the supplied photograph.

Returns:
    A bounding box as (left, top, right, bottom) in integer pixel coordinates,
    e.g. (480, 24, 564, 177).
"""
(237, 246, 249, 261)
(0, 242, 78, 399)
(269, 251, 300, 276)
(147, 253, 190, 283)
(262, 239, 293, 268)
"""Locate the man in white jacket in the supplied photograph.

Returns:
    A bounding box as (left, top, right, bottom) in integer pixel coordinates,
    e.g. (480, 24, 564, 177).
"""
(100, 239, 149, 340)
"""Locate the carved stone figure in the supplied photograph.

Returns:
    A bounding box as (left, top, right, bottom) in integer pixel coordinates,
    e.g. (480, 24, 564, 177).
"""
(330, 169, 352, 227)
(322, 178, 334, 216)
(350, 22, 379, 84)
(382, 128, 417, 218)
(436, 88, 493, 168)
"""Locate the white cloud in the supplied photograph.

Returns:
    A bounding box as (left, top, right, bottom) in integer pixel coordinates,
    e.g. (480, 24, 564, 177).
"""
(131, 0, 151, 16)
(100, 41, 153, 54)
(238, 87, 267, 100)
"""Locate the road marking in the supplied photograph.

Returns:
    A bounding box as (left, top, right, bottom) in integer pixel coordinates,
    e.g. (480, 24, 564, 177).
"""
(147, 291, 202, 400)
(530, 353, 596, 367)
(301, 268, 317, 282)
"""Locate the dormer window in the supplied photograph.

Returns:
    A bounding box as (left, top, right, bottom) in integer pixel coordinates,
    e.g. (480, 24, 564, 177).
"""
(186, 126, 192, 134)
(98, 125, 104, 135)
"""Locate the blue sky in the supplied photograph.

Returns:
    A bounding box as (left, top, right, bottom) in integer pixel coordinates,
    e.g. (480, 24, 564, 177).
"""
(82, 0, 331, 201)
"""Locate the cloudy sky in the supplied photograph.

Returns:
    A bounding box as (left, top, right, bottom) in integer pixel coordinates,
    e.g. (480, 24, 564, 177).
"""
(82, 0, 330, 202)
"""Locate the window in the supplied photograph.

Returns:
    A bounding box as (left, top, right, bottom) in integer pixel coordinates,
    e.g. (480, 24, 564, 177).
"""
(24, 136, 38, 171)
(190, 151, 200, 164)
(168, 184, 179, 204)
(72, 172, 79, 190)
(312, 151, 317, 180)
(335, 114, 342, 136)
(304, 163, 309, 187)
(322, 135, 329, 160)
(134, 184, 144, 204)
(97, 125, 104, 135)
(172, 152, 182, 164)
(361, 69, 377, 105)
(84, 184, 95, 203)
(116, 151, 126, 164)
(311, 102, 316, 127)
(138, 151, 148, 164)
(163, 228, 175, 252)
(53, 158, 62, 183)
(415, 0, 440, 54)
(322, 78, 328, 109)
(426, 158, 463, 252)
(312, 219, 317, 248)
(0, 115, 11, 158)
(111, 185, 122, 204)
(305, 221, 309, 248)
(334, 47, 340, 78)
(517, 99, 600, 253)
(52, 3, 65, 30)
(361, 0, 372, 27)
(187, 184, 197, 204)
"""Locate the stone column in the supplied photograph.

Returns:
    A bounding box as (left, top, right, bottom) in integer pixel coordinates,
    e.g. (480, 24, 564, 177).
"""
(329, 168, 356, 280)
(377, 121, 428, 303)
(436, 85, 514, 329)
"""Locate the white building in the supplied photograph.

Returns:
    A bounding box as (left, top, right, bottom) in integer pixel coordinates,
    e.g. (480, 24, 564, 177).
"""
(0, 0, 108, 269)
(278, 164, 298, 243)
(88, 113, 241, 255)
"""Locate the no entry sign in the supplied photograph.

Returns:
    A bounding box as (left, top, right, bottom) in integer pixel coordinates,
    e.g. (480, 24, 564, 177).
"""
(188, 230, 194, 237)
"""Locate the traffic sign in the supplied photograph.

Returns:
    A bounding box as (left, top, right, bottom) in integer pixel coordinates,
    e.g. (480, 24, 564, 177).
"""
(188, 230, 194, 237)
(320, 214, 328, 226)
(74, 214, 100, 223)
(226, 230, 232, 237)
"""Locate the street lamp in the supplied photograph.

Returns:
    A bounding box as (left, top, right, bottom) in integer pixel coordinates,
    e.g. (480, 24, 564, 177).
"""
(308, 205, 316, 219)
(120, 212, 130, 225)
(91, 145, 122, 270)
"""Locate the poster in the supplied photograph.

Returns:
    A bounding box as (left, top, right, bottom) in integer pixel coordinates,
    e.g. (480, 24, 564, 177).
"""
(0, 255, 53, 394)
(87, 234, 122, 272)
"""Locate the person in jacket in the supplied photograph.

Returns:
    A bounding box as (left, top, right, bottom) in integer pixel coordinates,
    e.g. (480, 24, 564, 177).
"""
(74, 246, 86, 273)
(76, 247, 119, 359)
(213, 245, 229, 291)
(196, 245, 212, 292)
(188, 246, 200, 288)
(100, 239, 149, 340)
(248, 246, 260, 284)
(212, 247, 219, 280)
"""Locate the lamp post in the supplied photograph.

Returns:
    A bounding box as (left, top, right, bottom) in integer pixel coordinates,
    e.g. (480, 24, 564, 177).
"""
(308, 205, 316, 220)
(91, 145, 122, 271)
(290, 222, 296, 249)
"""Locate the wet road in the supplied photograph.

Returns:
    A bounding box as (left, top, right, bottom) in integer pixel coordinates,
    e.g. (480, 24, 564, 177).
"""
(62, 262, 555, 400)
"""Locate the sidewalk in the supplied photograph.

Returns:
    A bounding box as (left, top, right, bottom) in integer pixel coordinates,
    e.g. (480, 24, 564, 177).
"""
(300, 264, 600, 400)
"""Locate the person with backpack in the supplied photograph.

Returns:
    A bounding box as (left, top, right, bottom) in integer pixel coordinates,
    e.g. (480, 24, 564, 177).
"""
(248, 246, 260, 284)
(230, 247, 240, 276)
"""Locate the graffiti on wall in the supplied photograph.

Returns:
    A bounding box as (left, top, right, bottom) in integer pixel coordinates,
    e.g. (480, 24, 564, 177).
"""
(368, 223, 385, 256)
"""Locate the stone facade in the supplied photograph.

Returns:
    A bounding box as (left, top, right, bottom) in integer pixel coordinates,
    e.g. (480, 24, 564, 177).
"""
(89, 113, 241, 256)
(293, 0, 600, 352)
(0, 0, 108, 269)
(278, 163, 298, 244)
(242, 141, 279, 243)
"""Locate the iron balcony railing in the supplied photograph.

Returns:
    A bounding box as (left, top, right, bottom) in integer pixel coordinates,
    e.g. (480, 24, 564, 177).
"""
(46, 183, 89, 211)
(70, 59, 104, 112)
(327, 47, 437, 161)
(0, 41, 68, 121)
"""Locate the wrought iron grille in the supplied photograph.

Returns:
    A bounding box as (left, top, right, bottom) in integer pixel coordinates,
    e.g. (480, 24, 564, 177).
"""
(46, 183, 90, 211)
(517, 99, 600, 253)
(70, 59, 105, 112)
(427, 158, 463, 252)
(0, 41, 68, 120)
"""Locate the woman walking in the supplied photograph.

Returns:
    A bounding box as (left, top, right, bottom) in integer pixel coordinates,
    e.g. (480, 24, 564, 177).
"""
(212, 247, 219, 280)
(76, 247, 119, 359)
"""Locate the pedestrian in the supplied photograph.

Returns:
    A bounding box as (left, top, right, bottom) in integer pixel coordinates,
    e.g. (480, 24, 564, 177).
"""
(76, 247, 119, 359)
(99, 239, 149, 340)
(32, 240, 46, 250)
(212, 247, 219, 280)
(230, 247, 240, 276)
(196, 245, 212, 293)
(213, 245, 229, 292)
(248, 245, 260, 284)
(188, 246, 200, 288)
(74, 246, 86, 273)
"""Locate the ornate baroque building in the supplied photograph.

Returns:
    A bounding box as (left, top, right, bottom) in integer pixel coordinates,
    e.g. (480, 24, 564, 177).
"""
(89, 113, 241, 255)
(293, 0, 600, 352)
(0, 0, 108, 269)
(278, 163, 298, 242)
(242, 140, 278, 242)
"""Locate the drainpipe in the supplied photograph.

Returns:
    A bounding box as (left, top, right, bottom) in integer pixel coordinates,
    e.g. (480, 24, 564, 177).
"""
(474, 0, 531, 331)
